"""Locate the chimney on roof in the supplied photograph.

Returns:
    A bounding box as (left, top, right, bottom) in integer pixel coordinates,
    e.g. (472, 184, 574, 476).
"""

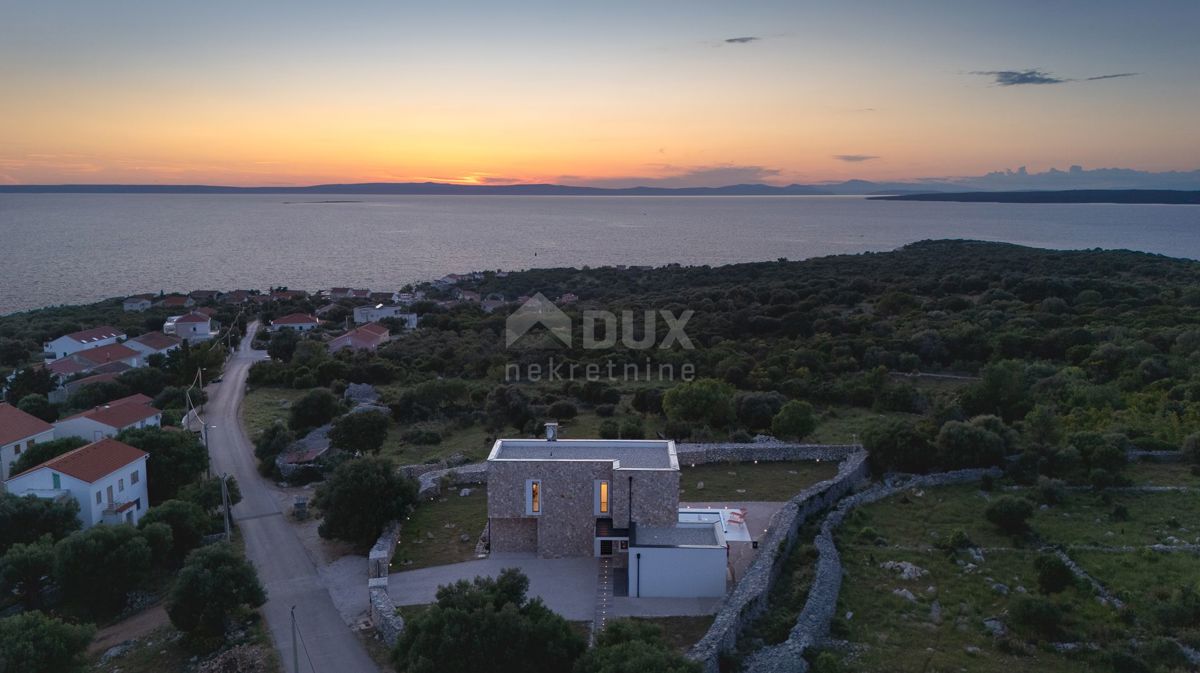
(544, 422, 558, 442)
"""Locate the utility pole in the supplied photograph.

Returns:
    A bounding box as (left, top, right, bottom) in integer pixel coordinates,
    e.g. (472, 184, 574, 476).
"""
(291, 606, 299, 673)
(220, 473, 232, 542)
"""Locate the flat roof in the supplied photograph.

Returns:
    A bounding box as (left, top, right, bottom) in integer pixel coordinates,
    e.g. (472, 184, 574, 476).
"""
(488, 438, 677, 470)
(633, 522, 725, 548)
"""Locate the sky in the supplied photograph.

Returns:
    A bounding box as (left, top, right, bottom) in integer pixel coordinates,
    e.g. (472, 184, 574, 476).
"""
(1, 1, 1198, 187)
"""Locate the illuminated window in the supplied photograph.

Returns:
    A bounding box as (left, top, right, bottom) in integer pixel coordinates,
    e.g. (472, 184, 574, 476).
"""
(526, 479, 541, 515)
(595, 480, 610, 515)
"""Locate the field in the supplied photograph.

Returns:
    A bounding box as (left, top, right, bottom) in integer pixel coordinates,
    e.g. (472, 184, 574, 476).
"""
(820, 463, 1200, 672)
(678, 460, 839, 502)
(241, 386, 307, 439)
(391, 487, 489, 571)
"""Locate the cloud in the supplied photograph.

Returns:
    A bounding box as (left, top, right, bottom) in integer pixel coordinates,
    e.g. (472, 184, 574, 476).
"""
(974, 69, 1067, 86)
(561, 164, 783, 189)
(724, 36, 760, 44)
(1085, 72, 1138, 81)
(833, 154, 880, 163)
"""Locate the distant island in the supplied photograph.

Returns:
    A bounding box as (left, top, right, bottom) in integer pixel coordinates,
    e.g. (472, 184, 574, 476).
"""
(870, 189, 1200, 205)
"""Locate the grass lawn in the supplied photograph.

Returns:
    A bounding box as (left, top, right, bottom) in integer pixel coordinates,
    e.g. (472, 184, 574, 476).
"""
(1072, 549, 1200, 642)
(392, 487, 488, 571)
(1124, 460, 1200, 487)
(678, 461, 839, 502)
(1031, 490, 1200, 547)
(241, 386, 307, 439)
(807, 406, 916, 444)
(615, 616, 715, 653)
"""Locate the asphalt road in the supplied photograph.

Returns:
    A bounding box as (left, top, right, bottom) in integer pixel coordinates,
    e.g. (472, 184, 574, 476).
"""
(204, 322, 379, 673)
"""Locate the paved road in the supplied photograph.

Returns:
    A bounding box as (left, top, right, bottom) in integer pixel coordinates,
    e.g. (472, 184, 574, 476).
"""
(204, 322, 378, 673)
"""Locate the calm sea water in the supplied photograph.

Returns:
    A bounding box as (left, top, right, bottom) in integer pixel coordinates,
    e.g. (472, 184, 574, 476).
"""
(1, 194, 1198, 314)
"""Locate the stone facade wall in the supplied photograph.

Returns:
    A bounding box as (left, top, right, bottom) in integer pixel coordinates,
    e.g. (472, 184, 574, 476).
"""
(489, 459, 616, 557)
(612, 469, 681, 528)
(490, 517, 537, 553)
(687, 448, 869, 673)
(738, 467, 1002, 673)
(367, 522, 404, 646)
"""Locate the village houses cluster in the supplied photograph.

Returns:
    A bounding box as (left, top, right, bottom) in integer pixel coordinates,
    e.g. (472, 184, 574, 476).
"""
(2, 274, 579, 536)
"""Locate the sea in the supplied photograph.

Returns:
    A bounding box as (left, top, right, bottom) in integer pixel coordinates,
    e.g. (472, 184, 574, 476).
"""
(2, 194, 1199, 315)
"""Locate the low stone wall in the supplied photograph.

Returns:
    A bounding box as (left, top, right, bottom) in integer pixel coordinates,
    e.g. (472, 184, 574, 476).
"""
(739, 467, 1002, 673)
(1128, 450, 1185, 463)
(675, 442, 863, 466)
(366, 463, 489, 643)
(367, 522, 404, 646)
(686, 448, 869, 673)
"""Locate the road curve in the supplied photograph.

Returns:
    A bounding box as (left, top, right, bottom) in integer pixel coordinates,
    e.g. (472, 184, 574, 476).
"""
(204, 322, 379, 673)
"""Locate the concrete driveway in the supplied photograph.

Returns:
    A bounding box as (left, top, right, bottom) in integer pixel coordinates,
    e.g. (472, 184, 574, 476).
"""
(389, 554, 598, 620)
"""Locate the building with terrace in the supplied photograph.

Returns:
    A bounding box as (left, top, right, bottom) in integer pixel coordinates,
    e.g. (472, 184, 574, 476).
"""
(4, 438, 149, 528)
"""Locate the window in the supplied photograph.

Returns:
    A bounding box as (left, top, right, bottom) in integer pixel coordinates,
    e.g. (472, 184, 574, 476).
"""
(52, 473, 60, 489)
(595, 480, 610, 515)
(131, 470, 139, 484)
(525, 479, 541, 515)
(118, 478, 124, 492)
(96, 491, 102, 505)
(28, 438, 36, 447)
(12, 443, 20, 455)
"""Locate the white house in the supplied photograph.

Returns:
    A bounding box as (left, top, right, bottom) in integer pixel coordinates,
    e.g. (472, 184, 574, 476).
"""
(0, 403, 55, 484)
(54, 394, 161, 442)
(122, 295, 153, 312)
(269, 313, 320, 332)
(126, 332, 182, 359)
(4, 438, 149, 528)
(353, 304, 418, 327)
(166, 312, 219, 343)
(46, 343, 142, 381)
(43, 326, 126, 361)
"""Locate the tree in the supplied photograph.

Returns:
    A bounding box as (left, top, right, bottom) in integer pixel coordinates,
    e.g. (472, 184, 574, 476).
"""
(17, 394, 57, 422)
(1185, 433, 1200, 465)
(984, 496, 1034, 534)
(575, 618, 702, 673)
(9, 436, 87, 477)
(53, 525, 151, 617)
(662, 378, 735, 428)
(140, 521, 174, 568)
(863, 418, 935, 474)
(116, 367, 169, 398)
(254, 423, 295, 469)
(935, 420, 1005, 469)
(0, 535, 54, 608)
(138, 500, 210, 566)
(631, 388, 664, 415)
(770, 400, 817, 441)
(736, 391, 786, 431)
(167, 543, 265, 638)
(485, 384, 532, 431)
(178, 476, 243, 515)
(619, 416, 645, 439)
(267, 329, 300, 363)
(392, 568, 585, 673)
(288, 388, 342, 433)
(329, 410, 391, 454)
(4, 367, 55, 404)
(0, 611, 95, 673)
(66, 380, 131, 410)
(0, 492, 81, 555)
(117, 427, 209, 504)
(314, 456, 417, 547)
(1034, 554, 1074, 594)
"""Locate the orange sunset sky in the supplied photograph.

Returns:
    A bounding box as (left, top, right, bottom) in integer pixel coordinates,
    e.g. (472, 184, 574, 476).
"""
(2, 1, 1198, 187)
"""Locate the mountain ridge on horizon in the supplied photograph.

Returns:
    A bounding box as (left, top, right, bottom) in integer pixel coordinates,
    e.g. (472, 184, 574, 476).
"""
(3, 165, 1199, 196)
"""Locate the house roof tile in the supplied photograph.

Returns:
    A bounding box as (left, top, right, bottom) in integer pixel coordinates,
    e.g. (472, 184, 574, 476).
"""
(0, 403, 54, 446)
(10, 438, 146, 483)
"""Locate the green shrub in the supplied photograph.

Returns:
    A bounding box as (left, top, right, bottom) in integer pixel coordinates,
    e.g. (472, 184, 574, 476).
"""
(984, 496, 1034, 534)
(1034, 554, 1073, 594)
(1008, 595, 1063, 639)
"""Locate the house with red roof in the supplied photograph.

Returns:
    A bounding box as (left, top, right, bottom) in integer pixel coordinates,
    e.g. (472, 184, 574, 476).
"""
(126, 331, 182, 359)
(157, 295, 195, 310)
(4, 438, 149, 527)
(0, 403, 55, 484)
(43, 326, 126, 361)
(164, 312, 219, 343)
(45, 342, 142, 382)
(54, 394, 161, 443)
(328, 323, 391, 353)
(269, 313, 320, 332)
